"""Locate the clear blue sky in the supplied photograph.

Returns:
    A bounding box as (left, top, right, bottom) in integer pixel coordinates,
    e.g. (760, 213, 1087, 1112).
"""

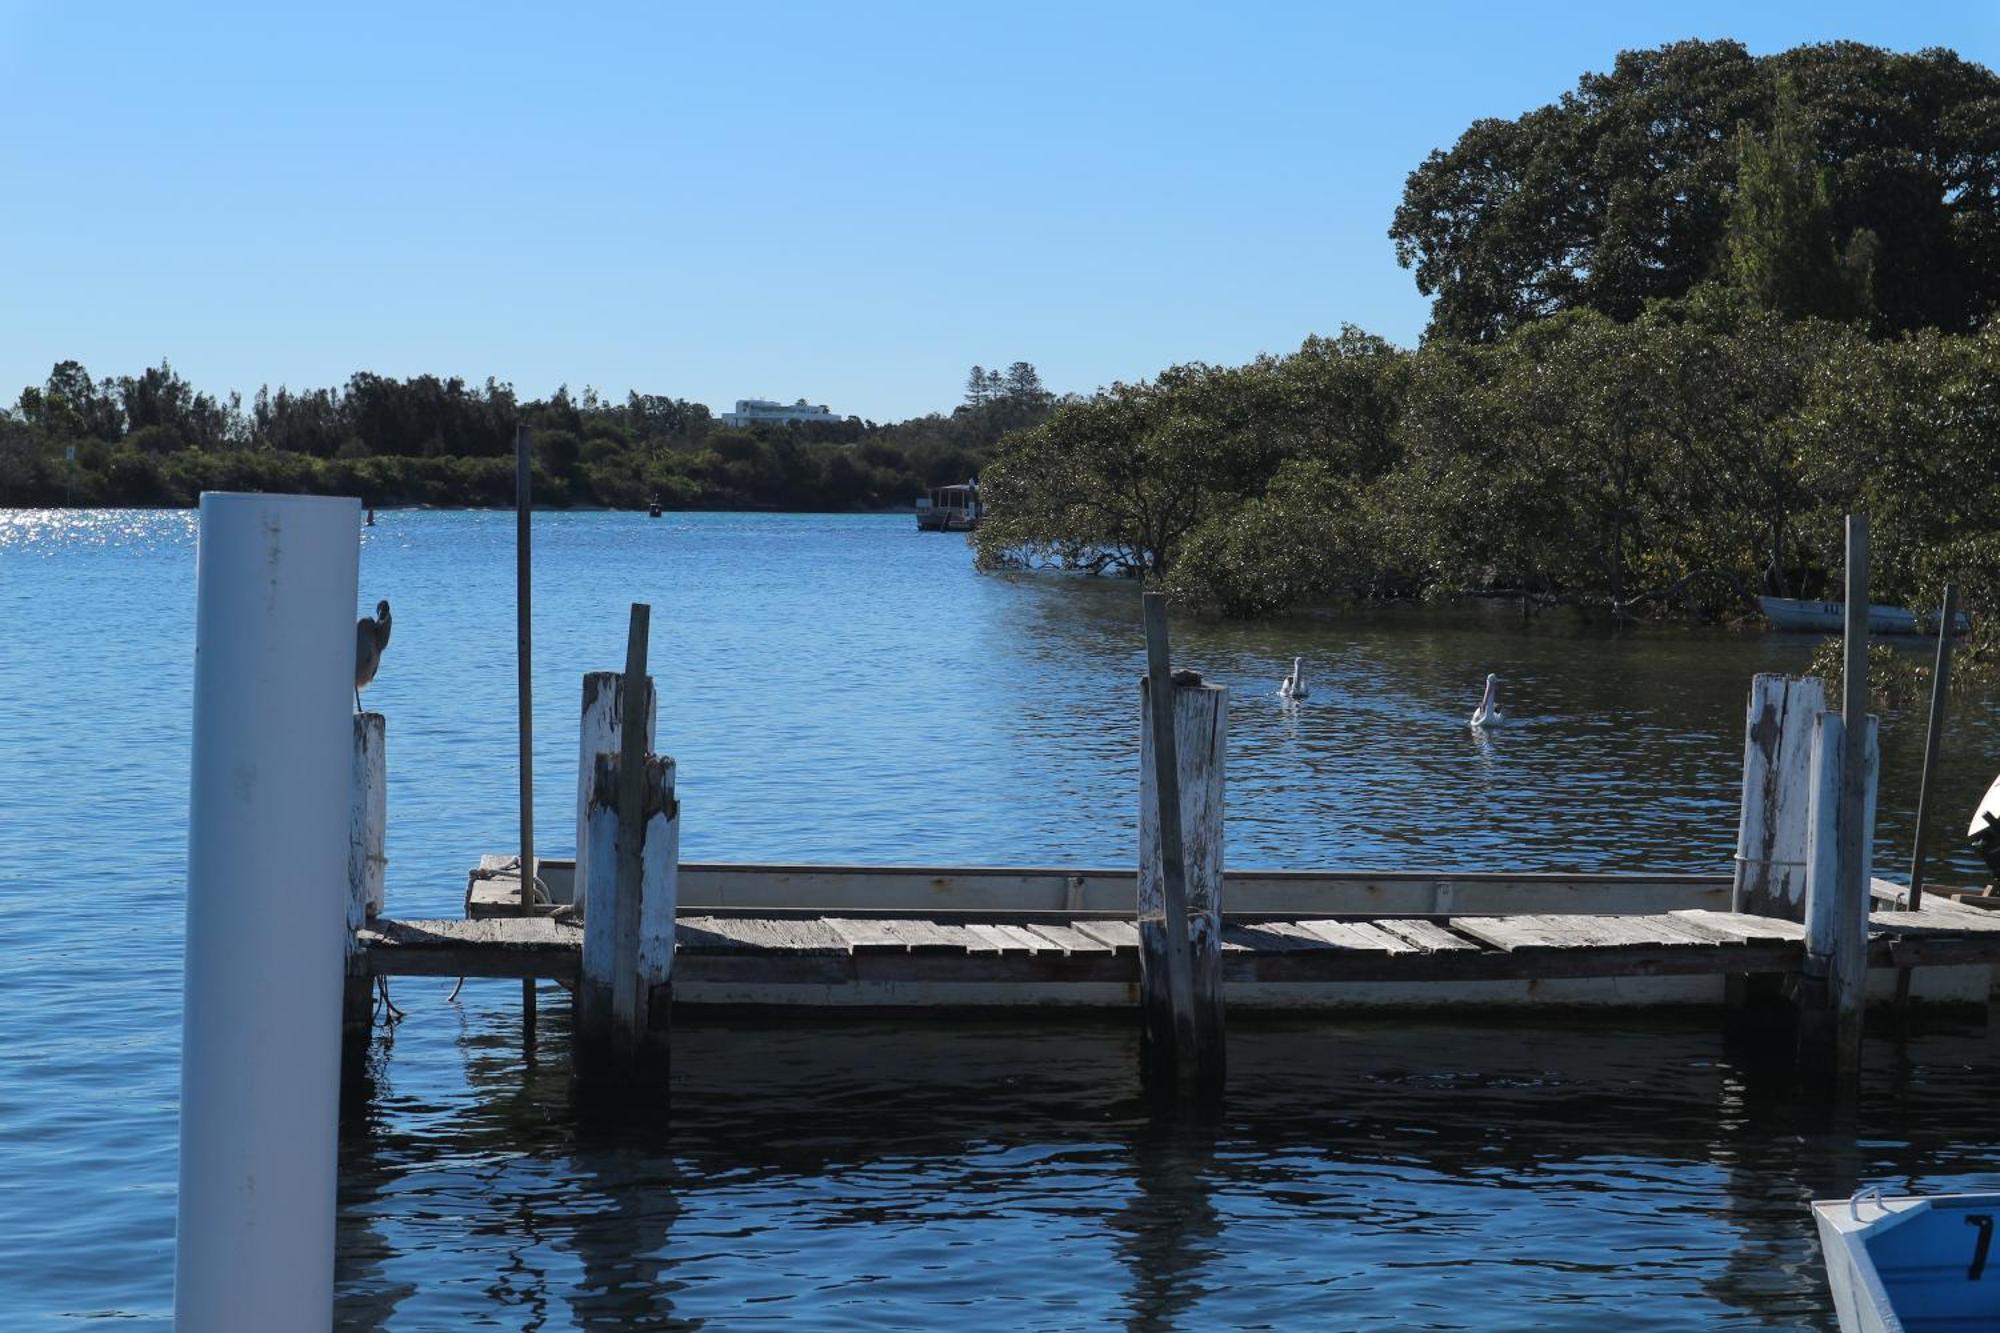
(2, 2, 1994, 422)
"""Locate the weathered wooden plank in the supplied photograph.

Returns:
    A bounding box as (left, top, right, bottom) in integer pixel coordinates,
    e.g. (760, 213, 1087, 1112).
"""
(698, 917, 847, 954)
(824, 917, 914, 952)
(1072, 919, 1142, 954)
(1448, 915, 1576, 951)
(988, 922, 1060, 954)
(1291, 919, 1416, 954)
(962, 922, 1043, 955)
(1371, 918, 1481, 952)
(1672, 909, 1808, 943)
(1260, 921, 1345, 950)
(1652, 913, 1762, 947)
(1448, 913, 1706, 951)
(1871, 908, 2000, 936)
(1021, 922, 1114, 954)
(879, 919, 974, 954)
(362, 917, 581, 980)
(1223, 922, 1324, 952)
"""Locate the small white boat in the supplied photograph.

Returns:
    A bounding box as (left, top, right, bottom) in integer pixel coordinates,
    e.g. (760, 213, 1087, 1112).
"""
(1760, 595, 1970, 636)
(1813, 1188, 2000, 1330)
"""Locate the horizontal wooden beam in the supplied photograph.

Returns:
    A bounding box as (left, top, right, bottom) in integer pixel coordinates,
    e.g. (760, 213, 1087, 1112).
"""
(470, 856, 1733, 918)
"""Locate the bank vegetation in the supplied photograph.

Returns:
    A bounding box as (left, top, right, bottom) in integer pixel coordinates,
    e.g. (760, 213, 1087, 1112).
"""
(973, 40, 2000, 679)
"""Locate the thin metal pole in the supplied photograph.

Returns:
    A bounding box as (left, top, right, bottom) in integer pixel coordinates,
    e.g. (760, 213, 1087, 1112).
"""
(516, 424, 536, 1037)
(1907, 584, 1960, 914)
(1834, 514, 1870, 1072)
(1141, 593, 1195, 1056)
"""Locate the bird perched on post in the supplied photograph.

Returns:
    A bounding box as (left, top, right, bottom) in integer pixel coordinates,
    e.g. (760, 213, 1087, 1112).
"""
(355, 599, 391, 710)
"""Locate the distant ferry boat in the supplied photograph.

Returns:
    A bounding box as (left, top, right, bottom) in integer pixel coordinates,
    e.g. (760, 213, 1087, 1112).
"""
(1759, 595, 1970, 636)
(916, 482, 981, 532)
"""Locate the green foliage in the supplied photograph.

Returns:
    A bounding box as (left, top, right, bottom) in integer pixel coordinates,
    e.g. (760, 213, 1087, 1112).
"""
(974, 330, 1402, 578)
(0, 360, 1059, 512)
(980, 294, 2000, 644)
(1726, 78, 1875, 322)
(1392, 40, 2000, 340)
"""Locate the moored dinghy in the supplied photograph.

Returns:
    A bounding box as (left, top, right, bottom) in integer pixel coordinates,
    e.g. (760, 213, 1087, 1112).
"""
(1760, 595, 1972, 637)
(1813, 1188, 2000, 1331)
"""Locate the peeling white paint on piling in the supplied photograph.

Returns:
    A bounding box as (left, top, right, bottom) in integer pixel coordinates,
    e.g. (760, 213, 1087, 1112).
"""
(575, 670, 655, 911)
(1732, 673, 1825, 920)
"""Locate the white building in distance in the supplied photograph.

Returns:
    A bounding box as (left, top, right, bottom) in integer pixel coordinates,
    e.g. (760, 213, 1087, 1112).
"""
(718, 397, 843, 428)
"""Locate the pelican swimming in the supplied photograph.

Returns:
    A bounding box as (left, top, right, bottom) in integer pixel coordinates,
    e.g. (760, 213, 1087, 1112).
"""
(355, 599, 392, 710)
(1469, 672, 1504, 728)
(1279, 657, 1309, 700)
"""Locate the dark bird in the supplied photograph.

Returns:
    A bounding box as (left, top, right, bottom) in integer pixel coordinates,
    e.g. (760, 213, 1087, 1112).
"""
(355, 599, 392, 710)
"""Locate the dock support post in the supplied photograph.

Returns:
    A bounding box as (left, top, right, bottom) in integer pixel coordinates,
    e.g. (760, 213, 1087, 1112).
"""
(1800, 514, 1878, 1077)
(576, 603, 675, 1082)
(343, 712, 386, 1070)
(177, 492, 357, 1332)
(576, 670, 656, 911)
(1732, 673, 1826, 920)
(1727, 672, 1826, 1028)
(1799, 711, 1879, 1075)
(576, 751, 678, 1078)
(1137, 593, 1227, 1094)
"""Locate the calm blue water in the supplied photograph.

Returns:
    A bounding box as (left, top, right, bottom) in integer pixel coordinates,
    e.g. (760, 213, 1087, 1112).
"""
(5, 508, 2000, 1329)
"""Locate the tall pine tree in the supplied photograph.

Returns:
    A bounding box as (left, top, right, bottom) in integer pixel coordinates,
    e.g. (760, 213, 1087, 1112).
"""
(1725, 77, 1876, 322)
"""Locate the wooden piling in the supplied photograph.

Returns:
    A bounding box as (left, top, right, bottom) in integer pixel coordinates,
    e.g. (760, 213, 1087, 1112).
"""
(576, 604, 674, 1078)
(576, 670, 656, 911)
(1137, 593, 1226, 1090)
(636, 754, 679, 1061)
(576, 751, 678, 1072)
(1800, 515, 1878, 1076)
(1799, 710, 1879, 1074)
(1731, 673, 1826, 920)
(343, 712, 386, 1062)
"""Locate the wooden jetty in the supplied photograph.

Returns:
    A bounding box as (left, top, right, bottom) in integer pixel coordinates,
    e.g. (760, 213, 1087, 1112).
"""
(358, 862, 2000, 1009)
(343, 533, 2000, 1091)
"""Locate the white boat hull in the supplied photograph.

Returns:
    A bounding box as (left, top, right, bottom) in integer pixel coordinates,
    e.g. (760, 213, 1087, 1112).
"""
(1813, 1192, 2000, 1331)
(1761, 596, 1970, 636)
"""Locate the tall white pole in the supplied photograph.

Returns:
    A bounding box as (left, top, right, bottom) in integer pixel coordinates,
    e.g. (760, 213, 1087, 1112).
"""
(177, 493, 359, 1332)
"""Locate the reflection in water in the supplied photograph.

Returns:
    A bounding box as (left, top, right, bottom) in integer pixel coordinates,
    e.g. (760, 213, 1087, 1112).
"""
(1114, 1114, 1221, 1332)
(319, 1010, 2000, 1329)
(14, 512, 2000, 1327)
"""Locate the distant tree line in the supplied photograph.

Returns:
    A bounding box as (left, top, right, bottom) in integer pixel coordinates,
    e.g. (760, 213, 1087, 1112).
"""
(975, 39, 2000, 661)
(0, 360, 1058, 510)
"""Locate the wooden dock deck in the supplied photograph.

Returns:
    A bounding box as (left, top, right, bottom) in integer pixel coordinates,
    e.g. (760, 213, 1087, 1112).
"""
(359, 889, 2000, 998)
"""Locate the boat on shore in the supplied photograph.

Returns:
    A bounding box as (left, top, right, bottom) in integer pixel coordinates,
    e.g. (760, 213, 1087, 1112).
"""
(1813, 1189, 2000, 1331)
(1759, 595, 1970, 636)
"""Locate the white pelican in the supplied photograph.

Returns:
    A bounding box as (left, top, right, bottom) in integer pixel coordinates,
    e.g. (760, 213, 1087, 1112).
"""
(1469, 672, 1504, 728)
(355, 599, 392, 710)
(1279, 656, 1309, 700)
